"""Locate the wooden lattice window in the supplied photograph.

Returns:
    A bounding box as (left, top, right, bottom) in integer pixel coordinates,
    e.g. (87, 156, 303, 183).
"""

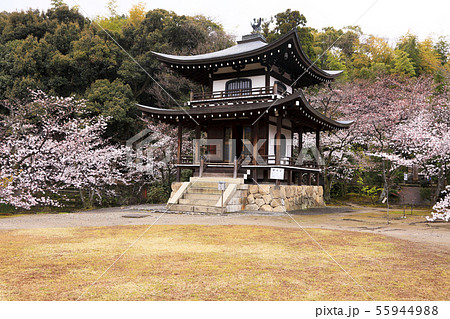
(225, 79, 252, 96)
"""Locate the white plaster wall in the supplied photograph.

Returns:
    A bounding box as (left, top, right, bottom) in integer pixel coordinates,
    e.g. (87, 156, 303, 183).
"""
(268, 124, 292, 164)
(269, 76, 292, 94)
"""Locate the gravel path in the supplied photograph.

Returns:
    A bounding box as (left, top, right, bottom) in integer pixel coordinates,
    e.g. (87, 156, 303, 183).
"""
(1, 204, 448, 251)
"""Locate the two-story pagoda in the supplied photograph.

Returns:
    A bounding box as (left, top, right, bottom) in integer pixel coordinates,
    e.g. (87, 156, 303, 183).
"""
(137, 29, 352, 213)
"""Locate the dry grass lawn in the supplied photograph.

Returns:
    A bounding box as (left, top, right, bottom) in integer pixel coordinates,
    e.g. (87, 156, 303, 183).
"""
(0, 224, 448, 301)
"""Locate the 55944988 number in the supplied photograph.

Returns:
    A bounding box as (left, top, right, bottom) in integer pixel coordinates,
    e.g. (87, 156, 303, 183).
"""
(376, 305, 438, 316)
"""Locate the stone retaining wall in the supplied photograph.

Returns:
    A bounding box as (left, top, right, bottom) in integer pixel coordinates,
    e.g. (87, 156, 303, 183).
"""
(244, 185, 324, 212)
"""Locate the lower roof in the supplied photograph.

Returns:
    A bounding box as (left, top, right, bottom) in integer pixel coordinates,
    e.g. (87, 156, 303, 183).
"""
(137, 91, 352, 132)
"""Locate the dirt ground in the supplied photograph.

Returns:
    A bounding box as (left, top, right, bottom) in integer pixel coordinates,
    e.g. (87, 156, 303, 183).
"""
(1, 204, 448, 252)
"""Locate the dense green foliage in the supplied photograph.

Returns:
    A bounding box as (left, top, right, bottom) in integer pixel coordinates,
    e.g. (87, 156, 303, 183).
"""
(0, 3, 233, 142)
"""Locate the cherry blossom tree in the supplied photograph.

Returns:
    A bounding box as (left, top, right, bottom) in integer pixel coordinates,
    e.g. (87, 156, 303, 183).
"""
(0, 91, 131, 209)
(307, 75, 444, 204)
(126, 117, 192, 200)
(427, 186, 450, 222)
(391, 77, 450, 204)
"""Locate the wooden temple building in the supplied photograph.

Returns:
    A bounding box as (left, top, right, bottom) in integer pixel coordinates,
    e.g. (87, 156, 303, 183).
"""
(137, 29, 352, 213)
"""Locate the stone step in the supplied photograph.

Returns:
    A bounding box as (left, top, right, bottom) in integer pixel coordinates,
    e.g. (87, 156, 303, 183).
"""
(168, 204, 224, 214)
(183, 193, 222, 201)
(186, 187, 223, 195)
(193, 206, 224, 214)
(167, 204, 193, 212)
(178, 198, 218, 206)
(200, 172, 232, 176)
(190, 177, 245, 184)
(188, 181, 232, 188)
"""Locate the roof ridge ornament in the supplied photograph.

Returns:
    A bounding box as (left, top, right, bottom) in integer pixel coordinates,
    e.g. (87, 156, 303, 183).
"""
(251, 18, 262, 33)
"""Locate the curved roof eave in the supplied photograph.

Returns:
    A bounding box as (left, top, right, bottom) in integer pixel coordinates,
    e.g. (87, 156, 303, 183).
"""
(136, 91, 352, 130)
(295, 91, 353, 129)
(152, 29, 342, 80)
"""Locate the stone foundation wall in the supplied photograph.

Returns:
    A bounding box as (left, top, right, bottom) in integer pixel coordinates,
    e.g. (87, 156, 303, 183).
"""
(245, 185, 324, 212)
(168, 182, 324, 213)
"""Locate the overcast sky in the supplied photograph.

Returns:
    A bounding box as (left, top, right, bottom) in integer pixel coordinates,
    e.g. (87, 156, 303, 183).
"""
(2, 0, 449, 43)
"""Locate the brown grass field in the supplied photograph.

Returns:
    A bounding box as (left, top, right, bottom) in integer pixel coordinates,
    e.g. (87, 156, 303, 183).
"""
(0, 223, 448, 301)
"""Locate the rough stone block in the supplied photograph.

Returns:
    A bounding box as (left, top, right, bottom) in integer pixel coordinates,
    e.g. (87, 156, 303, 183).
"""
(299, 187, 305, 196)
(260, 204, 273, 212)
(270, 198, 283, 207)
(258, 185, 271, 194)
(273, 206, 285, 213)
(247, 194, 255, 204)
(285, 186, 293, 198)
(249, 185, 259, 194)
(255, 198, 265, 207)
(245, 204, 259, 211)
(263, 194, 272, 205)
(254, 193, 263, 199)
(270, 188, 281, 199)
(285, 198, 294, 210)
(279, 187, 286, 199)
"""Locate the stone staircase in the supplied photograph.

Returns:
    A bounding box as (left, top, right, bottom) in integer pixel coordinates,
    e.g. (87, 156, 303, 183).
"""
(167, 177, 248, 213)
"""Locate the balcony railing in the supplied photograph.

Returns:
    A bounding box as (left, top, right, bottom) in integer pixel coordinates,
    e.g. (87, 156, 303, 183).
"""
(190, 84, 289, 102)
(178, 153, 318, 169)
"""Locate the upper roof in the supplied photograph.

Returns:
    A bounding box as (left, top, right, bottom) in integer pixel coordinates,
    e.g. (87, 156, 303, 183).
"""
(152, 29, 343, 88)
(155, 34, 269, 61)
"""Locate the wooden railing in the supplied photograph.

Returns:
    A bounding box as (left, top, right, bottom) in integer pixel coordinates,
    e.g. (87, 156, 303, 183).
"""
(190, 84, 290, 101)
(259, 155, 318, 167)
(178, 153, 318, 169)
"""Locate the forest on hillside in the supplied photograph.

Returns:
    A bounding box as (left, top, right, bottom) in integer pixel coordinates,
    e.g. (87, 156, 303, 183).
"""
(0, 2, 449, 218)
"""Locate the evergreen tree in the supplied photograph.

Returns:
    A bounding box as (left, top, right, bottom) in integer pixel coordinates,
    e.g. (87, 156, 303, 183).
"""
(392, 49, 416, 77)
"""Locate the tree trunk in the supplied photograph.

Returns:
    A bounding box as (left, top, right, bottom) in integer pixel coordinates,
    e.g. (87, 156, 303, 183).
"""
(88, 189, 95, 208)
(434, 167, 445, 203)
(323, 172, 332, 202)
(79, 189, 86, 208)
(381, 158, 390, 224)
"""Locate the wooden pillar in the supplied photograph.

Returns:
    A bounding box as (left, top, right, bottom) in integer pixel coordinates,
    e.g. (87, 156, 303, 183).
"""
(252, 120, 259, 181)
(194, 124, 201, 164)
(308, 172, 312, 185)
(288, 170, 292, 185)
(199, 158, 204, 177)
(233, 157, 238, 179)
(315, 129, 320, 152)
(315, 130, 321, 186)
(275, 115, 282, 165)
(176, 122, 182, 182)
(298, 130, 303, 156)
(209, 73, 213, 93)
(265, 66, 270, 92)
(316, 172, 320, 186)
(297, 173, 302, 186)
